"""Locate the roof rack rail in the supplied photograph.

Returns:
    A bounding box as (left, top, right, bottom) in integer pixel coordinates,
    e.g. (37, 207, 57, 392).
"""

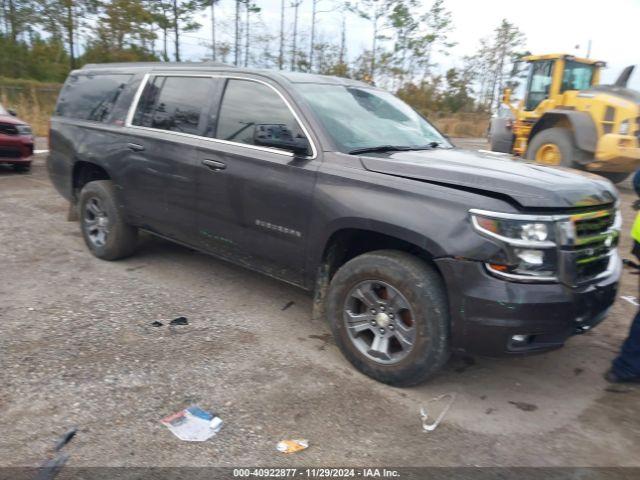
(80, 61, 233, 69)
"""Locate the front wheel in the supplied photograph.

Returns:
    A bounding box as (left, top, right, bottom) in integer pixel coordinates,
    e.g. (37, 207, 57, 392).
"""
(325, 250, 450, 387)
(526, 127, 590, 167)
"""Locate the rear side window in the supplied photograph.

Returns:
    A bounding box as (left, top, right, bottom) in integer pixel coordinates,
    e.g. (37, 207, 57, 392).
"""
(132, 76, 216, 136)
(216, 79, 303, 146)
(55, 74, 132, 122)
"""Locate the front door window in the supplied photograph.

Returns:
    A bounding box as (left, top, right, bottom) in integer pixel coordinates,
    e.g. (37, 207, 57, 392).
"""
(525, 61, 553, 111)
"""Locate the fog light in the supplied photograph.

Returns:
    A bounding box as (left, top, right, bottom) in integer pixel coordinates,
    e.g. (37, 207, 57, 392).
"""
(515, 249, 544, 265)
(511, 334, 530, 343)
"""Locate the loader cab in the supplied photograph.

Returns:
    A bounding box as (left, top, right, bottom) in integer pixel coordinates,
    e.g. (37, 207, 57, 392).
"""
(522, 54, 602, 111)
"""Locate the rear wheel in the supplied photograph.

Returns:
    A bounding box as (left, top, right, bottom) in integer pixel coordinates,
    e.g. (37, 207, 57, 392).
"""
(489, 117, 515, 153)
(526, 127, 589, 167)
(79, 180, 138, 260)
(325, 250, 450, 387)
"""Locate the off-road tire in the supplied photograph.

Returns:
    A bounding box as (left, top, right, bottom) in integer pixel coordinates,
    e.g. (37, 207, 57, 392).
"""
(78, 180, 138, 260)
(489, 118, 515, 153)
(526, 127, 590, 168)
(326, 250, 450, 387)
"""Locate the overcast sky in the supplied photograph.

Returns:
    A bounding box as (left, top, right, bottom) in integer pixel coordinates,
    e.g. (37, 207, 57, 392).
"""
(180, 0, 640, 90)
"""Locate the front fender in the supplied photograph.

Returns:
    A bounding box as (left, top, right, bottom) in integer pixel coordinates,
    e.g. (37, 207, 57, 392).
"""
(304, 161, 513, 288)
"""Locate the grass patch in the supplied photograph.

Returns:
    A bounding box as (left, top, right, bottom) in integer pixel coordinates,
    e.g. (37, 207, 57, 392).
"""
(0, 77, 61, 136)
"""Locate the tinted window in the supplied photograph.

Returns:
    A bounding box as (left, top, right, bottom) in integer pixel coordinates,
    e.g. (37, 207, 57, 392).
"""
(216, 79, 304, 147)
(133, 76, 216, 136)
(55, 74, 132, 122)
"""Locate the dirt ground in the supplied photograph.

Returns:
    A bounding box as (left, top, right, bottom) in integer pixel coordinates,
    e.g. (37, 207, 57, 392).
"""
(0, 140, 638, 468)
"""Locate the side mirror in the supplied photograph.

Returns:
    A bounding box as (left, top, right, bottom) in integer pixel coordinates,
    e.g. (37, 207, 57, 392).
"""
(501, 88, 512, 105)
(7, 108, 17, 117)
(254, 124, 310, 156)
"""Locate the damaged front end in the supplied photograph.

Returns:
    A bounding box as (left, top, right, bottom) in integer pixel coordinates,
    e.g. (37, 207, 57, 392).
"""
(435, 205, 622, 356)
(469, 207, 621, 287)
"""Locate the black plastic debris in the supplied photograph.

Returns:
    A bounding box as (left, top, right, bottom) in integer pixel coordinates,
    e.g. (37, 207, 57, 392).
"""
(35, 427, 77, 480)
(170, 316, 189, 326)
(282, 301, 295, 311)
(35, 454, 69, 480)
(53, 428, 77, 452)
(151, 321, 164, 327)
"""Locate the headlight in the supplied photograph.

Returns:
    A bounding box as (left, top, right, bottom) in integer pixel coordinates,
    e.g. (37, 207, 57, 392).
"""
(470, 210, 558, 281)
(471, 213, 556, 246)
(620, 120, 630, 135)
(15, 125, 32, 135)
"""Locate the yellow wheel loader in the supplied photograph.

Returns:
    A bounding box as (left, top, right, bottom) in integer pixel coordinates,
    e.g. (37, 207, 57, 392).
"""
(490, 53, 640, 183)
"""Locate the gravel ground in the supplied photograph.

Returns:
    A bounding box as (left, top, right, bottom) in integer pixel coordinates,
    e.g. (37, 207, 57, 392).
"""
(0, 141, 638, 468)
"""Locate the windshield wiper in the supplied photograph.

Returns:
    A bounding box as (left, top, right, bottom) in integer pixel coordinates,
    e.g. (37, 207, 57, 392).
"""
(349, 145, 428, 155)
(349, 145, 411, 155)
(348, 142, 449, 155)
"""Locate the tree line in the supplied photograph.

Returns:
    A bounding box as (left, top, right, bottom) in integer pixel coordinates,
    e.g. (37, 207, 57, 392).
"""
(0, 0, 527, 114)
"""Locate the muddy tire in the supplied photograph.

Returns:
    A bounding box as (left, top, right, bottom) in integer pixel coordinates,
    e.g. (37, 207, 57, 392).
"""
(78, 180, 138, 260)
(526, 127, 590, 168)
(325, 250, 450, 387)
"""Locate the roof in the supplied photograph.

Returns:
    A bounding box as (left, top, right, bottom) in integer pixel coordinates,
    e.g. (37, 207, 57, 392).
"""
(522, 53, 605, 66)
(78, 61, 370, 87)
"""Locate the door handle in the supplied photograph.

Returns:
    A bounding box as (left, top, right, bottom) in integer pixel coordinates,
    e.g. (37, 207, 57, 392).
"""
(127, 143, 145, 152)
(202, 159, 227, 171)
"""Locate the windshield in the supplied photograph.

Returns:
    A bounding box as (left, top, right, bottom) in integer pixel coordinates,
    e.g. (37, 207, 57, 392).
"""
(295, 83, 451, 153)
(561, 60, 595, 92)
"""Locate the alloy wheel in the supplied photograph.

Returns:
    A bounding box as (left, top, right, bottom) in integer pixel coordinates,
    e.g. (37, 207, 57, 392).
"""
(343, 280, 417, 365)
(83, 197, 110, 248)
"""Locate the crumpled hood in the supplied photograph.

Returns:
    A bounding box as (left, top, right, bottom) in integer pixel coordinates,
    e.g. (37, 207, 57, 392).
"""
(359, 148, 617, 209)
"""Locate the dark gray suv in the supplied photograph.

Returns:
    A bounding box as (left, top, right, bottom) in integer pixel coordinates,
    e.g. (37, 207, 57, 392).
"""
(48, 62, 621, 386)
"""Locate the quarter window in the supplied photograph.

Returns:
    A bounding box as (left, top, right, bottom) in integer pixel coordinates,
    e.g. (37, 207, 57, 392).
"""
(133, 76, 216, 136)
(55, 74, 132, 122)
(216, 79, 304, 148)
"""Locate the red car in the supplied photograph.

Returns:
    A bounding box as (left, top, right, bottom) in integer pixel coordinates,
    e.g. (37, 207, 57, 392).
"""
(0, 104, 34, 172)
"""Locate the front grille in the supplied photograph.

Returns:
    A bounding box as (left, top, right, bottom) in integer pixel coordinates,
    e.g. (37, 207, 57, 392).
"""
(604, 107, 616, 122)
(574, 211, 615, 237)
(602, 107, 616, 135)
(0, 123, 18, 135)
(560, 209, 617, 285)
(0, 147, 23, 158)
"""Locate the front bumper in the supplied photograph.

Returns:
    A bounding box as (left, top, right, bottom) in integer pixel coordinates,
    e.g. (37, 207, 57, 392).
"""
(588, 134, 640, 173)
(0, 135, 34, 163)
(435, 256, 620, 356)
